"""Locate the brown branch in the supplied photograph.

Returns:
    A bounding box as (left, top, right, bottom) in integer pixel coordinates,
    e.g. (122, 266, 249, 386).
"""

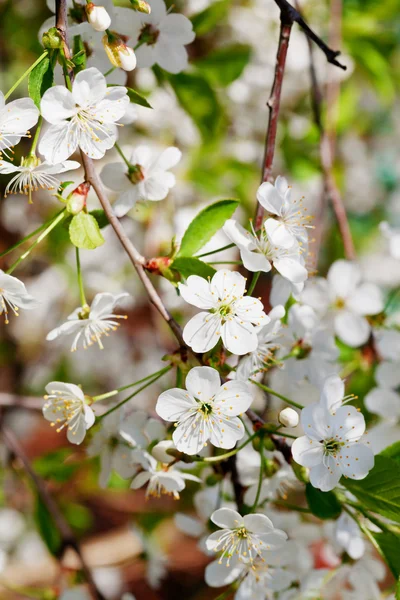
(1, 424, 106, 600)
(0, 393, 43, 410)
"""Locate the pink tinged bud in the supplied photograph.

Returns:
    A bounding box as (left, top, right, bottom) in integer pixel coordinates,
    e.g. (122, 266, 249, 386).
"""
(278, 407, 299, 428)
(102, 34, 137, 71)
(66, 182, 90, 215)
(86, 3, 111, 32)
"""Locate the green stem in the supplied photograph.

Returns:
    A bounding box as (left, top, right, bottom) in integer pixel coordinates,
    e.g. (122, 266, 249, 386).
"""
(269, 430, 297, 439)
(4, 51, 48, 100)
(250, 379, 304, 410)
(114, 142, 132, 169)
(0, 210, 65, 260)
(207, 261, 242, 266)
(96, 366, 172, 420)
(75, 248, 87, 307)
(29, 117, 43, 156)
(273, 499, 311, 513)
(92, 366, 172, 402)
(247, 272, 260, 296)
(59, 52, 73, 91)
(345, 500, 396, 534)
(203, 432, 258, 463)
(197, 243, 235, 258)
(104, 66, 116, 77)
(251, 438, 265, 512)
(6, 210, 66, 275)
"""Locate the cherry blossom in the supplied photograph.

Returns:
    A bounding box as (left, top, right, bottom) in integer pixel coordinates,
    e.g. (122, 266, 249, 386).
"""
(43, 381, 95, 444)
(100, 145, 181, 217)
(86, 3, 111, 32)
(179, 269, 268, 355)
(0, 93, 39, 158)
(0, 270, 39, 324)
(46, 292, 129, 351)
(156, 366, 253, 454)
(39, 68, 129, 163)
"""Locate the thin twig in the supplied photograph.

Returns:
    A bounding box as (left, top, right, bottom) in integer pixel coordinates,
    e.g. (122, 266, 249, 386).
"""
(1, 425, 106, 600)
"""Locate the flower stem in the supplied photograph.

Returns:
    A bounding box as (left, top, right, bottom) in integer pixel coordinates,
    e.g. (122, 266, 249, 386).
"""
(104, 66, 116, 77)
(6, 210, 66, 275)
(206, 261, 242, 265)
(273, 499, 311, 513)
(251, 438, 265, 511)
(96, 365, 172, 420)
(75, 248, 87, 306)
(246, 271, 260, 296)
(0, 210, 65, 260)
(29, 117, 43, 156)
(114, 142, 132, 169)
(203, 432, 259, 463)
(92, 366, 172, 402)
(250, 379, 304, 410)
(4, 51, 48, 100)
(59, 52, 73, 91)
(196, 243, 235, 258)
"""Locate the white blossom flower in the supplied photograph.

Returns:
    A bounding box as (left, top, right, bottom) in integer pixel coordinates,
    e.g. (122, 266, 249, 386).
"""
(301, 260, 384, 347)
(129, 0, 195, 74)
(46, 292, 129, 351)
(223, 219, 308, 282)
(292, 381, 374, 491)
(205, 508, 287, 566)
(43, 381, 95, 444)
(100, 145, 181, 217)
(179, 269, 268, 355)
(364, 386, 400, 453)
(130, 450, 200, 499)
(380, 221, 400, 260)
(156, 366, 253, 454)
(39, 67, 129, 163)
(334, 512, 365, 560)
(86, 3, 111, 31)
(0, 156, 80, 203)
(0, 270, 39, 323)
(0, 93, 39, 158)
(102, 33, 137, 71)
(270, 273, 304, 307)
(236, 305, 285, 380)
(279, 407, 299, 428)
(257, 176, 313, 249)
(243, 459, 299, 507)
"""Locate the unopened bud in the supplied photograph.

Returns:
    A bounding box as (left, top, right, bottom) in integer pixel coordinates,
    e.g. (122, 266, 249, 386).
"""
(86, 3, 111, 32)
(130, 0, 151, 13)
(103, 33, 137, 71)
(151, 440, 176, 464)
(42, 27, 63, 49)
(66, 182, 90, 215)
(278, 407, 299, 428)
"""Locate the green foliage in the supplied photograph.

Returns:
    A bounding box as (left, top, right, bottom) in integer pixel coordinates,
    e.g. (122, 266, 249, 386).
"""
(34, 496, 62, 556)
(171, 256, 216, 280)
(72, 35, 86, 72)
(177, 199, 239, 258)
(380, 441, 400, 463)
(28, 52, 54, 108)
(168, 71, 224, 141)
(305, 484, 342, 520)
(343, 455, 400, 523)
(191, 0, 230, 35)
(63, 502, 93, 532)
(370, 531, 400, 578)
(90, 209, 110, 229)
(69, 212, 105, 250)
(195, 44, 252, 86)
(34, 449, 78, 483)
(126, 87, 152, 108)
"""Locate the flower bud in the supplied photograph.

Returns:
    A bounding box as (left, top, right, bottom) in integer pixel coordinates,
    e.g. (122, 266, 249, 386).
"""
(66, 182, 90, 215)
(278, 407, 299, 428)
(86, 3, 112, 32)
(102, 33, 137, 71)
(42, 27, 63, 49)
(151, 440, 176, 464)
(130, 0, 151, 14)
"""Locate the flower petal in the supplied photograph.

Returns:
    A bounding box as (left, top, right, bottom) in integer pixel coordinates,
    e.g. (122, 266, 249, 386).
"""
(221, 318, 257, 355)
(40, 86, 75, 124)
(185, 366, 221, 401)
(334, 311, 370, 347)
(183, 311, 221, 353)
(291, 436, 324, 467)
(211, 507, 243, 529)
(72, 67, 107, 108)
(156, 388, 196, 421)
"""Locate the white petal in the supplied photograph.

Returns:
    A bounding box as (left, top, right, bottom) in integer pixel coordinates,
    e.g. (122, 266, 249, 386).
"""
(265, 218, 296, 249)
(205, 560, 243, 588)
(160, 14, 195, 44)
(334, 311, 370, 347)
(156, 388, 196, 421)
(256, 181, 282, 215)
(178, 276, 215, 309)
(327, 260, 360, 299)
(72, 67, 107, 107)
(320, 375, 344, 414)
(223, 219, 255, 251)
(211, 269, 246, 300)
(300, 403, 330, 440)
(40, 86, 75, 124)
(155, 40, 189, 74)
(141, 174, 170, 201)
(214, 381, 253, 415)
(309, 459, 342, 492)
(274, 257, 308, 284)
(131, 471, 151, 489)
(152, 146, 181, 170)
(330, 406, 365, 440)
(0, 97, 39, 132)
(221, 318, 257, 355)
(375, 361, 400, 390)
(113, 189, 140, 217)
(291, 436, 324, 467)
(347, 283, 384, 316)
(365, 387, 400, 419)
(100, 162, 130, 191)
(209, 414, 244, 449)
(211, 507, 242, 529)
(338, 444, 374, 480)
(39, 121, 78, 163)
(241, 248, 272, 273)
(183, 312, 221, 353)
(185, 366, 221, 401)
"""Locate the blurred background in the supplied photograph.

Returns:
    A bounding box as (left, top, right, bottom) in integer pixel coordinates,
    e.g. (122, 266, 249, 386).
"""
(0, 0, 399, 597)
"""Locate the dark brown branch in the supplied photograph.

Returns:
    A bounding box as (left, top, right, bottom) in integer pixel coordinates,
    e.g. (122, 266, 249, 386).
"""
(1, 425, 106, 600)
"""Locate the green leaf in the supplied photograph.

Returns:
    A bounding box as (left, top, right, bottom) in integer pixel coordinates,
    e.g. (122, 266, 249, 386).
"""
(380, 441, 400, 464)
(28, 53, 54, 108)
(34, 449, 78, 483)
(90, 209, 109, 229)
(369, 531, 400, 578)
(127, 87, 152, 108)
(172, 257, 216, 280)
(196, 44, 252, 86)
(177, 199, 239, 257)
(69, 212, 105, 250)
(396, 576, 400, 600)
(191, 0, 229, 35)
(343, 455, 400, 523)
(168, 72, 224, 141)
(305, 484, 342, 520)
(34, 496, 62, 556)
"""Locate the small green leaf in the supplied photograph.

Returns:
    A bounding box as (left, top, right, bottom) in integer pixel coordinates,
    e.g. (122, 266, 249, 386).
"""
(69, 212, 105, 250)
(369, 531, 400, 578)
(396, 576, 400, 600)
(177, 199, 239, 258)
(343, 455, 400, 523)
(172, 257, 216, 280)
(90, 209, 109, 229)
(305, 484, 342, 520)
(168, 72, 224, 141)
(127, 87, 152, 108)
(380, 441, 400, 464)
(34, 449, 78, 483)
(28, 53, 54, 108)
(34, 496, 62, 556)
(196, 44, 252, 86)
(191, 0, 229, 35)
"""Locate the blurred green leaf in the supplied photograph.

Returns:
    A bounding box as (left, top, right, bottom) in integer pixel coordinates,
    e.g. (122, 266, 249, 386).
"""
(177, 199, 239, 257)
(126, 87, 152, 108)
(63, 502, 93, 532)
(28, 52, 53, 108)
(305, 484, 342, 519)
(172, 256, 216, 280)
(34, 449, 78, 483)
(196, 44, 252, 86)
(69, 212, 105, 250)
(191, 0, 229, 35)
(380, 441, 400, 464)
(369, 531, 400, 578)
(90, 209, 109, 229)
(34, 496, 62, 556)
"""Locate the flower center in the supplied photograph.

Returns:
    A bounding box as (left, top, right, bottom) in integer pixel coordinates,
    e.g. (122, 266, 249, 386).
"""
(78, 304, 91, 320)
(323, 438, 343, 456)
(334, 297, 346, 310)
(216, 303, 233, 319)
(199, 402, 214, 416)
(291, 338, 312, 359)
(139, 23, 160, 45)
(127, 163, 145, 184)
